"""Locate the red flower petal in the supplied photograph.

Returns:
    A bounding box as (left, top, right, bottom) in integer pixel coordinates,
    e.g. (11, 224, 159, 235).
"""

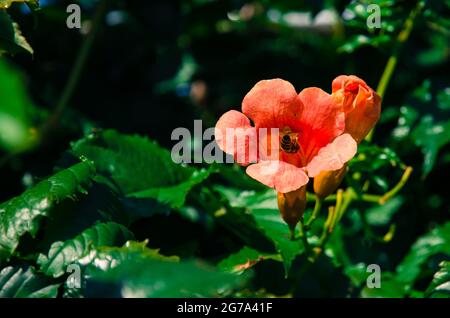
(306, 133, 357, 177)
(246, 160, 309, 193)
(242, 79, 303, 129)
(331, 75, 381, 143)
(215, 110, 256, 166)
(332, 75, 370, 92)
(297, 87, 345, 162)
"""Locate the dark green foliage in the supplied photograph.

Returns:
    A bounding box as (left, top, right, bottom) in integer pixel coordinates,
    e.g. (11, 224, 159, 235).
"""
(0, 266, 59, 298)
(0, 161, 95, 260)
(0, 0, 449, 298)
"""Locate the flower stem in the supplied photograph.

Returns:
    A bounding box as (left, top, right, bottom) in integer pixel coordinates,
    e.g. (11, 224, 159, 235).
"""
(299, 218, 310, 252)
(366, 0, 424, 142)
(379, 166, 413, 204)
(288, 224, 296, 241)
(304, 196, 322, 230)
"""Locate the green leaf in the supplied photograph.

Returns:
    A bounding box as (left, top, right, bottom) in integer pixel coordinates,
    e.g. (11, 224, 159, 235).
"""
(0, 0, 38, 9)
(214, 186, 278, 210)
(338, 34, 391, 53)
(0, 266, 59, 298)
(391, 106, 420, 140)
(366, 196, 404, 226)
(128, 168, 211, 208)
(349, 144, 403, 172)
(396, 222, 450, 290)
(252, 208, 304, 276)
(154, 53, 198, 94)
(0, 59, 39, 152)
(218, 247, 281, 274)
(214, 186, 304, 276)
(0, 11, 33, 55)
(79, 240, 179, 271)
(71, 129, 210, 211)
(426, 261, 450, 298)
(86, 258, 247, 298)
(0, 161, 96, 260)
(411, 116, 450, 176)
(344, 263, 370, 287)
(360, 274, 407, 298)
(437, 87, 450, 111)
(37, 221, 134, 278)
(214, 163, 267, 191)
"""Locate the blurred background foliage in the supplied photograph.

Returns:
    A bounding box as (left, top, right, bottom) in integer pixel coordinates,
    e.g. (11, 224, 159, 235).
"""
(0, 0, 449, 298)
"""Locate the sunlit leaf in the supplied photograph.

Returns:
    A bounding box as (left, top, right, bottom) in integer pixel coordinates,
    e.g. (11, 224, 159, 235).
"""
(71, 130, 211, 212)
(349, 144, 403, 171)
(366, 196, 404, 226)
(338, 34, 391, 53)
(79, 240, 179, 271)
(0, 0, 38, 9)
(85, 258, 247, 298)
(396, 222, 450, 291)
(0, 266, 59, 298)
(218, 246, 281, 274)
(37, 221, 134, 278)
(128, 168, 212, 208)
(426, 261, 450, 298)
(0, 11, 33, 55)
(0, 59, 39, 152)
(411, 116, 450, 176)
(360, 274, 406, 298)
(0, 161, 95, 260)
(437, 87, 450, 111)
(214, 186, 304, 276)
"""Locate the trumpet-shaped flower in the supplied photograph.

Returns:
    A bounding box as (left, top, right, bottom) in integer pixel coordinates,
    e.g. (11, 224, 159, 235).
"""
(215, 79, 357, 193)
(313, 75, 381, 198)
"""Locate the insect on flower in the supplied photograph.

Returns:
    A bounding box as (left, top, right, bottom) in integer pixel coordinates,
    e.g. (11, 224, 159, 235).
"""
(280, 127, 301, 154)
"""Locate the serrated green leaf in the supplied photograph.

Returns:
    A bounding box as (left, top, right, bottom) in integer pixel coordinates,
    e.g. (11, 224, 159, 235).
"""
(0, 11, 33, 55)
(37, 222, 134, 278)
(0, 266, 59, 298)
(218, 246, 281, 274)
(214, 186, 304, 275)
(79, 240, 179, 271)
(128, 168, 211, 208)
(0, 161, 95, 260)
(396, 222, 450, 290)
(411, 116, 450, 176)
(252, 208, 304, 276)
(426, 261, 450, 298)
(71, 129, 210, 212)
(86, 258, 247, 298)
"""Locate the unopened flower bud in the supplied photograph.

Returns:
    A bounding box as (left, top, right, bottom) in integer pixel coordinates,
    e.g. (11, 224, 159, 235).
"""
(332, 75, 381, 143)
(277, 186, 307, 239)
(313, 165, 348, 199)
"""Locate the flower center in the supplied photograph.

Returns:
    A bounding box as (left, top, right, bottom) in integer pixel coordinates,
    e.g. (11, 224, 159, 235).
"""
(345, 82, 359, 94)
(280, 126, 300, 154)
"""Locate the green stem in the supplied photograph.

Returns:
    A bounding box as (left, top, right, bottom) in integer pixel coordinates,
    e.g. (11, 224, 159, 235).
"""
(366, 1, 424, 142)
(299, 218, 311, 254)
(304, 196, 323, 230)
(379, 166, 413, 204)
(41, 0, 109, 136)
